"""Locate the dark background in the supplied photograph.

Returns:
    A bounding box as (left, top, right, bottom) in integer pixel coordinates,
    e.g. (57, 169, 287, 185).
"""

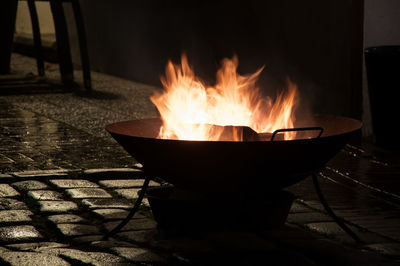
(78, 0, 363, 118)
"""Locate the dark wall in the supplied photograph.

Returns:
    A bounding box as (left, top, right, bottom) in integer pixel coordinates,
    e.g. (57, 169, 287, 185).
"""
(364, 0, 400, 47)
(79, 0, 363, 118)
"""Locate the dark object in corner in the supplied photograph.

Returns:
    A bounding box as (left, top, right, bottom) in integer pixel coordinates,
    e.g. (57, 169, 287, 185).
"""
(365, 46, 400, 150)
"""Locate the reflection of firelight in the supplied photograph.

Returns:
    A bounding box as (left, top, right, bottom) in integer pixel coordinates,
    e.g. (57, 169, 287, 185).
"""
(150, 55, 298, 141)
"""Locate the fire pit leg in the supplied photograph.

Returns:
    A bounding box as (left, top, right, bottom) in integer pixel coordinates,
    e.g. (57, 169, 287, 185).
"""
(312, 173, 362, 243)
(102, 175, 151, 240)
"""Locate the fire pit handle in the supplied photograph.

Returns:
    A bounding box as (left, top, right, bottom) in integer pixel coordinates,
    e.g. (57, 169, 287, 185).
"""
(270, 127, 324, 141)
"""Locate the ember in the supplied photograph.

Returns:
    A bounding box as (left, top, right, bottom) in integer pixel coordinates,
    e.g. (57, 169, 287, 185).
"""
(150, 55, 298, 141)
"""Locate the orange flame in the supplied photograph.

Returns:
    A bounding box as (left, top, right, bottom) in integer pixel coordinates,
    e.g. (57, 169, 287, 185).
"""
(150, 55, 298, 141)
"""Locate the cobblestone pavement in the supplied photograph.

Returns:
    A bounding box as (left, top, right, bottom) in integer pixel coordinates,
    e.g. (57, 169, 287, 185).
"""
(1, 53, 159, 172)
(1, 53, 400, 265)
(0, 168, 398, 266)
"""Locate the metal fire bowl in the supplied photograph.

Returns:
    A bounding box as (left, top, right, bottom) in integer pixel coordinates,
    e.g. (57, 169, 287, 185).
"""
(106, 115, 362, 196)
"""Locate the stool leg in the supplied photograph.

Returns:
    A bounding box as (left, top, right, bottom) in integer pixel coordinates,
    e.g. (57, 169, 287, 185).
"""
(49, 0, 74, 86)
(71, 0, 91, 90)
(27, 0, 45, 76)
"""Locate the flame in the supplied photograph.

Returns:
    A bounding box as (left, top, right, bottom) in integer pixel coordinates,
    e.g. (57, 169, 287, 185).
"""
(150, 55, 298, 141)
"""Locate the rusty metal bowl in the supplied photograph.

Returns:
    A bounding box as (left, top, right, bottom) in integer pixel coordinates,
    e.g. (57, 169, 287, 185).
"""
(106, 115, 362, 196)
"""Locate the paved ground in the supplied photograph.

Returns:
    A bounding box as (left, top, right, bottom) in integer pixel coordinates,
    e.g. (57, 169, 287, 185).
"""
(1, 53, 400, 265)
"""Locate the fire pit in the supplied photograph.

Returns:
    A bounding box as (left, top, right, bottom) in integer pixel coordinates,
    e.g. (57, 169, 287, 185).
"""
(106, 115, 361, 196)
(103, 55, 362, 240)
(104, 114, 361, 238)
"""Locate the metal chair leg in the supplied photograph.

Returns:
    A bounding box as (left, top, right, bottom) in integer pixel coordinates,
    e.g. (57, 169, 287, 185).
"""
(312, 173, 362, 243)
(49, 0, 74, 85)
(71, 0, 91, 90)
(102, 175, 152, 240)
(27, 0, 45, 76)
(0, 0, 18, 74)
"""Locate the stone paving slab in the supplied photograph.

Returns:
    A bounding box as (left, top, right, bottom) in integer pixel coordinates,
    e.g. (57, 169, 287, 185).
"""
(114, 188, 140, 199)
(0, 174, 12, 179)
(116, 229, 157, 244)
(12, 170, 69, 178)
(81, 198, 133, 209)
(92, 209, 131, 220)
(289, 202, 315, 213)
(0, 210, 32, 223)
(0, 184, 19, 197)
(112, 246, 166, 263)
(100, 179, 160, 188)
(11, 180, 48, 191)
(84, 168, 144, 178)
(38, 201, 78, 213)
(105, 219, 157, 232)
(0, 251, 70, 266)
(90, 238, 135, 249)
(92, 209, 146, 221)
(47, 214, 87, 224)
(0, 198, 28, 210)
(44, 248, 128, 265)
(0, 225, 43, 242)
(27, 190, 63, 201)
(65, 188, 112, 199)
(279, 237, 396, 266)
(366, 243, 400, 258)
(305, 222, 392, 244)
(6, 242, 69, 251)
(50, 179, 99, 188)
(71, 235, 104, 243)
(56, 224, 101, 237)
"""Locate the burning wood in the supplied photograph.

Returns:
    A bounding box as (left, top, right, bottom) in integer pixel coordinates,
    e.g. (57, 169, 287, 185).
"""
(199, 124, 283, 141)
(150, 54, 298, 141)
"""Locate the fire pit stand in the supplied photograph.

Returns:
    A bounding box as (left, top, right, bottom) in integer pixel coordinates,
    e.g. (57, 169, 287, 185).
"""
(103, 126, 362, 243)
(311, 173, 362, 243)
(103, 172, 361, 243)
(103, 174, 152, 240)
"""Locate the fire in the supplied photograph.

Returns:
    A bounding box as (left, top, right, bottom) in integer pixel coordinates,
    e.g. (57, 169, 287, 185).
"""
(150, 55, 298, 141)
